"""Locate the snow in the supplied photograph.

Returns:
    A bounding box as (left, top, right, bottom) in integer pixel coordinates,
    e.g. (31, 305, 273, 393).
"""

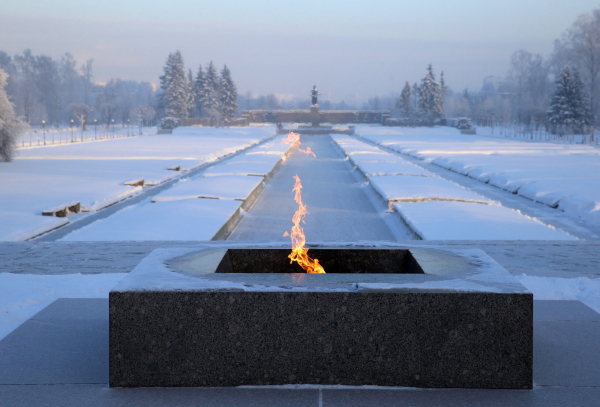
(152, 174, 263, 202)
(517, 274, 600, 314)
(0, 126, 274, 241)
(0, 272, 126, 340)
(203, 161, 279, 177)
(369, 174, 492, 208)
(355, 161, 434, 177)
(357, 125, 600, 227)
(60, 198, 242, 241)
(2, 212, 70, 241)
(393, 201, 576, 240)
(348, 152, 408, 164)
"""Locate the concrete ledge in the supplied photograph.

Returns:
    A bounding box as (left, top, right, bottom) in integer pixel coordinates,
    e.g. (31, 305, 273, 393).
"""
(109, 244, 533, 389)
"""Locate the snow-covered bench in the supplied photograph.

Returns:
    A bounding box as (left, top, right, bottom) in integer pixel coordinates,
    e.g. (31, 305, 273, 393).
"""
(42, 201, 81, 218)
(124, 178, 145, 187)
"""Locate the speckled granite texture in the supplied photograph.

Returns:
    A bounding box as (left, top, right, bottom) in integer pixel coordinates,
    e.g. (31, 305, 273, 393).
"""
(109, 245, 533, 389)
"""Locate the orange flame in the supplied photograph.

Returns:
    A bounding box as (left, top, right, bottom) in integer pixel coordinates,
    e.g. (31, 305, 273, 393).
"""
(284, 175, 325, 274)
(281, 132, 316, 164)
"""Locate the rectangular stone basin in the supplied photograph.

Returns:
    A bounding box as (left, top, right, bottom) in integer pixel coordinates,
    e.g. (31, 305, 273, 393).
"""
(109, 244, 532, 389)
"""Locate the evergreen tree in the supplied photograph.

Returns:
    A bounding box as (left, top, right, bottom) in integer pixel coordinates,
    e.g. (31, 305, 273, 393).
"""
(159, 51, 189, 120)
(419, 64, 443, 125)
(440, 71, 448, 108)
(398, 81, 411, 117)
(0, 67, 26, 161)
(194, 64, 206, 117)
(220, 65, 238, 121)
(203, 61, 221, 113)
(412, 82, 420, 112)
(187, 69, 195, 118)
(548, 66, 590, 135)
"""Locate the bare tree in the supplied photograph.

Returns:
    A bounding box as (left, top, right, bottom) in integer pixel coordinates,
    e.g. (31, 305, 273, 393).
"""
(100, 103, 116, 129)
(568, 11, 600, 140)
(136, 105, 156, 127)
(68, 103, 91, 139)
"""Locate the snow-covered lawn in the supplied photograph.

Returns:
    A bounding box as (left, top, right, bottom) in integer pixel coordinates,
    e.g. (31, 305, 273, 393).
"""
(59, 132, 290, 242)
(60, 198, 243, 241)
(331, 131, 578, 240)
(152, 175, 263, 202)
(0, 126, 275, 241)
(355, 161, 434, 177)
(369, 174, 492, 208)
(393, 201, 575, 240)
(356, 125, 600, 228)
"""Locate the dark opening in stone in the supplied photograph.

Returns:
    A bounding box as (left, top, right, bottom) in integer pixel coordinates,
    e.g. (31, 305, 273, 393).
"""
(215, 248, 425, 274)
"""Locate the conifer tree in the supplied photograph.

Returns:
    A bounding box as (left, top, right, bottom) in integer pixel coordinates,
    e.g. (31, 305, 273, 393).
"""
(203, 61, 221, 113)
(419, 64, 443, 125)
(548, 66, 590, 135)
(440, 71, 448, 108)
(187, 69, 195, 118)
(398, 81, 411, 117)
(220, 65, 238, 121)
(194, 64, 206, 117)
(159, 51, 189, 120)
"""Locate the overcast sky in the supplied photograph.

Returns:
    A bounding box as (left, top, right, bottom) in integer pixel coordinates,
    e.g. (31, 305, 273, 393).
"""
(2, 0, 598, 102)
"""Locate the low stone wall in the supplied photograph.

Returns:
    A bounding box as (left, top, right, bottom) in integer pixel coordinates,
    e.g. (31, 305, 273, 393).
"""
(183, 118, 248, 127)
(242, 110, 390, 125)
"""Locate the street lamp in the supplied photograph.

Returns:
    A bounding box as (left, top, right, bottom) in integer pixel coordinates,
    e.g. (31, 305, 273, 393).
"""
(42, 120, 46, 146)
(71, 119, 74, 142)
(94, 119, 97, 140)
(112, 119, 115, 137)
(127, 119, 130, 137)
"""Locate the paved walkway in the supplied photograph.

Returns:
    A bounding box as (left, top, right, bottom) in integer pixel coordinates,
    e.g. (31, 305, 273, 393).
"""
(229, 135, 410, 242)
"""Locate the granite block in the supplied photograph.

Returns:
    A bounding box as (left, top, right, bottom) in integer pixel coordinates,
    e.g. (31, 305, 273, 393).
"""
(109, 244, 533, 389)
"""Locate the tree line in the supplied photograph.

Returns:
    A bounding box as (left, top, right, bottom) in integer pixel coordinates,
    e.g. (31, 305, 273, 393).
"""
(159, 51, 238, 124)
(0, 49, 158, 129)
(433, 7, 600, 137)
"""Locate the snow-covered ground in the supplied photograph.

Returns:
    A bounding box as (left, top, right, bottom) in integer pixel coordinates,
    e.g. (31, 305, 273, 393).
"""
(331, 131, 578, 240)
(58, 132, 289, 241)
(394, 201, 575, 240)
(0, 272, 126, 340)
(0, 126, 275, 241)
(356, 125, 600, 228)
(59, 198, 243, 241)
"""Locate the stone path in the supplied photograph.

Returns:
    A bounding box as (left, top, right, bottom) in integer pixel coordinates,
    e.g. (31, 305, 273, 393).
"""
(229, 135, 410, 242)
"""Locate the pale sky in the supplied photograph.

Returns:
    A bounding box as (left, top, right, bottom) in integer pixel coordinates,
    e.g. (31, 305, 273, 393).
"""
(1, 0, 598, 102)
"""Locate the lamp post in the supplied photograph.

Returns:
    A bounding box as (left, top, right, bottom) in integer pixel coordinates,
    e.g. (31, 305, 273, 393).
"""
(71, 119, 74, 142)
(127, 119, 130, 137)
(94, 119, 97, 140)
(42, 120, 46, 146)
(112, 119, 115, 137)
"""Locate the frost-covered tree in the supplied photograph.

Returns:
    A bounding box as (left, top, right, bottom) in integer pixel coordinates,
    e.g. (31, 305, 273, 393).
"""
(398, 81, 411, 117)
(419, 64, 443, 125)
(187, 69, 195, 117)
(194, 65, 207, 118)
(159, 51, 189, 120)
(68, 103, 90, 138)
(136, 105, 156, 127)
(219, 65, 238, 121)
(548, 66, 590, 135)
(203, 61, 221, 113)
(0, 67, 26, 161)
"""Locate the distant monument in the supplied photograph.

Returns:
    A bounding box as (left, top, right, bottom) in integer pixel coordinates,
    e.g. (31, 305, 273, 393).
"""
(310, 85, 319, 106)
(310, 86, 320, 126)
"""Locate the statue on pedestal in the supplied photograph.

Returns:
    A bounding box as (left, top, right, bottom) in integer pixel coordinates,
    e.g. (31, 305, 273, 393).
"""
(310, 85, 319, 106)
